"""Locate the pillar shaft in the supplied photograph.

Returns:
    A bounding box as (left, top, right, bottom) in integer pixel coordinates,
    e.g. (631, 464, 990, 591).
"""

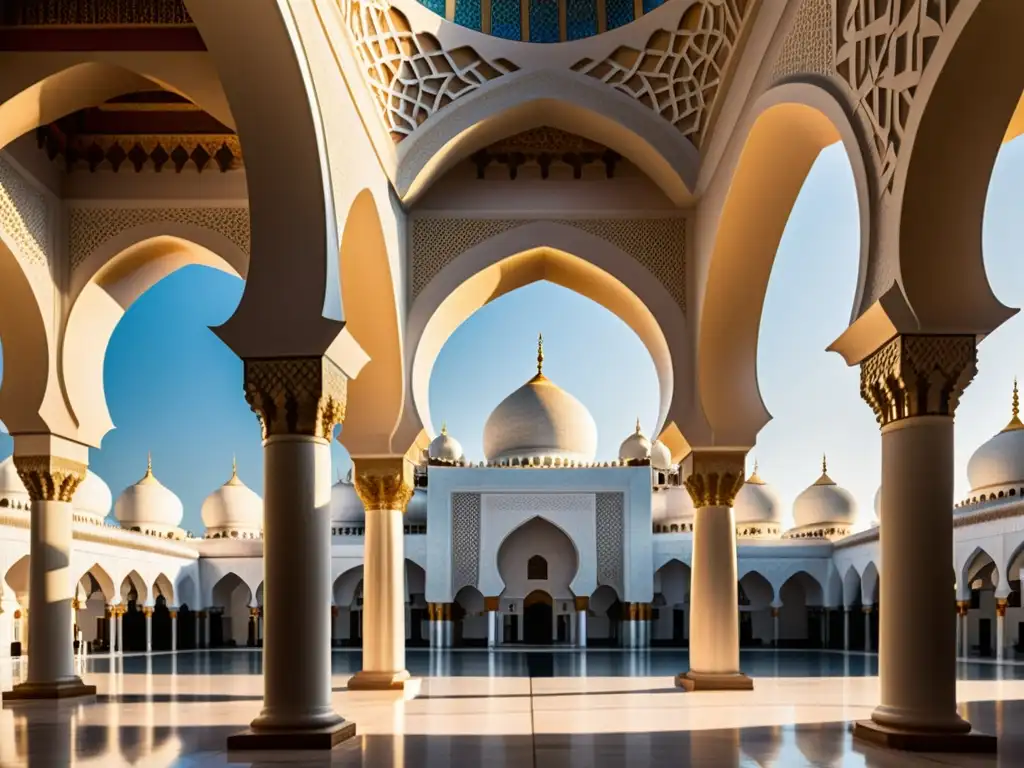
(576, 597, 588, 649)
(349, 458, 413, 690)
(4, 453, 96, 699)
(116, 611, 123, 655)
(144, 609, 153, 652)
(852, 334, 991, 750)
(676, 450, 751, 691)
(108, 610, 116, 654)
(844, 608, 850, 651)
(171, 612, 178, 653)
(996, 600, 1007, 661)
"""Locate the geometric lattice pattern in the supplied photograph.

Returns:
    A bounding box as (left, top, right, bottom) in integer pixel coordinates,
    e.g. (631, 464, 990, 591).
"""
(451, 492, 482, 593)
(595, 492, 624, 596)
(835, 0, 962, 193)
(0, 155, 50, 269)
(484, 493, 592, 515)
(771, 0, 834, 83)
(68, 206, 251, 272)
(338, 0, 519, 142)
(571, 0, 754, 147)
(410, 216, 687, 311)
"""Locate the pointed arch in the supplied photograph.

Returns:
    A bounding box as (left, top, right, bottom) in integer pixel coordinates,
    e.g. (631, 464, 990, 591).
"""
(842, 565, 862, 607)
(81, 563, 115, 602)
(120, 570, 148, 605)
(175, 573, 198, 609)
(861, 561, 880, 605)
(3, 554, 30, 600)
(153, 573, 175, 604)
(333, 566, 364, 608)
(962, 547, 998, 590)
(654, 558, 691, 608)
(739, 570, 774, 609)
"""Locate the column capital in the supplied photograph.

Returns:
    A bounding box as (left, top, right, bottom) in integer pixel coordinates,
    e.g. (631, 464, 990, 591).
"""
(143, 607, 153, 618)
(770, 607, 780, 618)
(996, 598, 1008, 617)
(353, 457, 415, 512)
(860, 334, 976, 426)
(683, 449, 746, 508)
(484, 596, 500, 612)
(574, 596, 589, 612)
(169, 610, 178, 619)
(13, 455, 86, 502)
(243, 356, 347, 440)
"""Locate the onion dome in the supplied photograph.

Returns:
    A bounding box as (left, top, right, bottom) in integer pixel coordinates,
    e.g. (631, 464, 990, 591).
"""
(114, 454, 184, 536)
(330, 468, 364, 525)
(871, 487, 881, 526)
(734, 461, 782, 537)
(483, 334, 598, 464)
(650, 439, 673, 471)
(428, 423, 463, 465)
(966, 379, 1024, 500)
(73, 470, 112, 524)
(0, 455, 30, 511)
(619, 419, 651, 463)
(788, 455, 857, 540)
(406, 487, 427, 527)
(652, 486, 695, 532)
(201, 458, 263, 538)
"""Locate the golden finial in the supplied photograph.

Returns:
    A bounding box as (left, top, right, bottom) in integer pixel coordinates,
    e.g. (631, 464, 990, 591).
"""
(441, 421, 448, 436)
(232, 455, 237, 476)
(814, 453, 834, 486)
(1004, 378, 1024, 432)
(537, 333, 544, 375)
(147, 452, 153, 475)
(822, 453, 827, 475)
(754, 458, 759, 474)
(635, 417, 642, 434)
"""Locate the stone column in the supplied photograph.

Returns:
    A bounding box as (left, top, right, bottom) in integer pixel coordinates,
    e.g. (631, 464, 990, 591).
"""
(3, 454, 96, 699)
(349, 458, 414, 690)
(248, 607, 259, 648)
(116, 607, 124, 655)
(851, 334, 992, 751)
(107, 606, 117, 654)
(195, 611, 204, 649)
(957, 601, 970, 658)
(72, 599, 81, 656)
(862, 605, 873, 652)
(843, 607, 851, 651)
(996, 599, 1008, 662)
(575, 597, 588, 649)
(485, 597, 499, 649)
(257, 607, 263, 647)
(676, 450, 752, 691)
(227, 356, 354, 750)
(144, 607, 153, 652)
(771, 605, 780, 648)
(170, 610, 178, 653)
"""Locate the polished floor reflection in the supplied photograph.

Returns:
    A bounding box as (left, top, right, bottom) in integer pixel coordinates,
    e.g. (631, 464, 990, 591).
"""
(1, 650, 1023, 766)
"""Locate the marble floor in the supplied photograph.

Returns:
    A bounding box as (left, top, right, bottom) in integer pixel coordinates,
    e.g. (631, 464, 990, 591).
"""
(1, 650, 1024, 767)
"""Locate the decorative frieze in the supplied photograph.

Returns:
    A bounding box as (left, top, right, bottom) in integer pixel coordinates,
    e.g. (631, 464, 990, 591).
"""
(859, 334, 976, 426)
(595, 491, 624, 595)
(451, 492, 481, 594)
(684, 450, 746, 508)
(243, 357, 348, 440)
(771, 0, 833, 83)
(0, 0, 192, 25)
(13, 456, 87, 503)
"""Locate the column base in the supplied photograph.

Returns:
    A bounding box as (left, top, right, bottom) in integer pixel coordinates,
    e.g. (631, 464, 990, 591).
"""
(3, 678, 97, 701)
(853, 720, 996, 753)
(347, 670, 413, 691)
(675, 671, 753, 692)
(227, 721, 356, 751)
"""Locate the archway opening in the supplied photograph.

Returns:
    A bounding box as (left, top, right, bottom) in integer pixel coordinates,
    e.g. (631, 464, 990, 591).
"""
(333, 567, 364, 648)
(778, 571, 825, 649)
(738, 571, 774, 648)
(454, 585, 486, 647)
(119, 571, 148, 652)
(210, 573, 253, 648)
(963, 550, 999, 659)
(653, 559, 690, 647)
(523, 590, 553, 645)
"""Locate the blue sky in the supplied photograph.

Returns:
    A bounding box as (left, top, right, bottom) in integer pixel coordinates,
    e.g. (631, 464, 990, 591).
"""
(1, 138, 1023, 532)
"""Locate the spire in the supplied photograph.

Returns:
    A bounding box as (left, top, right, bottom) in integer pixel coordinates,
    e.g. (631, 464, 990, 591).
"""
(746, 457, 765, 485)
(536, 333, 544, 376)
(1004, 378, 1024, 432)
(139, 452, 157, 485)
(635, 417, 642, 435)
(441, 421, 448, 436)
(822, 453, 827, 475)
(227, 455, 240, 485)
(814, 453, 835, 486)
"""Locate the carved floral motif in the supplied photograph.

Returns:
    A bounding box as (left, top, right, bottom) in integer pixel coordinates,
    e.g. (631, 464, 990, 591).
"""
(243, 357, 348, 440)
(353, 458, 415, 511)
(684, 450, 746, 508)
(14, 456, 87, 503)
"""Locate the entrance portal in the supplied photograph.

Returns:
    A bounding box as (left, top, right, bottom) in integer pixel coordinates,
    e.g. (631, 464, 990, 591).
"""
(524, 590, 553, 644)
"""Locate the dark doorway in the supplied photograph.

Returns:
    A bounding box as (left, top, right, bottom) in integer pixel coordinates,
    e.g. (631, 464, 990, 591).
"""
(524, 591, 553, 644)
(348, 609, 362, 647)
(739, 611, 754, 646)
(979, 618, 992, 657)
(673, 608, 686, 646)
(177, 605, 195, 650)
(152, 596, 172, 651)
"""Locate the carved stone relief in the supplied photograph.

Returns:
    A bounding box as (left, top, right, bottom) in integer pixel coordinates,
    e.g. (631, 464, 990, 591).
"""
(411, 216, 686, 311)
(0, 155, 50, 269)
(771, 0, 834, 83)
(595, 492, 624, 596)
(451, 492, 482, 593)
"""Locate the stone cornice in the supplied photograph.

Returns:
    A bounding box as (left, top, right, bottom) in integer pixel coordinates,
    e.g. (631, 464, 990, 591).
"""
(0, 512, 198, 559)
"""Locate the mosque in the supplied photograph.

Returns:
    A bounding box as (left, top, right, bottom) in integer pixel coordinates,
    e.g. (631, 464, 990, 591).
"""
(3, 339, 1022, 665)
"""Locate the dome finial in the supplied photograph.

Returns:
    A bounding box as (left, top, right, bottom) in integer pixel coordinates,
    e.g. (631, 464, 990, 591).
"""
(1004, 378, 1024, 432)
(822, 453, 827, 475)
(232, 455, 237, 476)
(441, 421, 448, 436)
(635, 417, 642, 434)
(146, 452, 153, 476)
(537, 333, 544, 375)
(754, 458, 759, 474)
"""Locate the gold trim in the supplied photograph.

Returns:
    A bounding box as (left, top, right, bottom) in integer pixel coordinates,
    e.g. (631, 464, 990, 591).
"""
(244, 356, 347, 439)
(684, 450, 746, 508)
(445, 0, 456, 21)
(353, 457, 415, 512)
(558, 0, 566, 41)
(1003, 378, 1024, 432)
(632, 0, 643, 24)
(596, 0, 607, 33)
(482, 0, 491, 34)
(521, 0, 530, 40)
(14, 456, 86, 502)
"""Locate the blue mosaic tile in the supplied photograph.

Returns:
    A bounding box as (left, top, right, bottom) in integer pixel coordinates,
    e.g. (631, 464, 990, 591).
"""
(454, 0, 483, 31)
(417, 0, 447, 17)
(529, 0, 560, 43)
(604, 0, 634, 30)
(565, 0, 596, 40)
(642, 0, 664, 13)
(490, 0, 522, 39)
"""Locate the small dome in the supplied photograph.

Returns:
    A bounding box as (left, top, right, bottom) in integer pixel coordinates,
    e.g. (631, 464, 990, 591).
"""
(792, 456, 857, 529)
(650, 439, 673, 471)
(619, 420, 651, 463)
(734, 463, 782, 528)
(406, 488, 427, 526)
(653, 486, 694, 526)
(428, 424, 463, 464)
(331, 469, 364, 525)
(74, 470, 112, 523)
(0, 455, 30, 508)
(201, 459, 262, 536)
(114, 455, 183, 535)
(966, 380, 1024, 498)
(483, 335, 597, 464)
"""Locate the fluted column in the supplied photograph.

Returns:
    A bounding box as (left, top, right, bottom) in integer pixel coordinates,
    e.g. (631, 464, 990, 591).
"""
(851, 334, 993, 751)
(349, 457, 414, 690)
(676, 450, 752, 691)
(4, 453, 96, 699)
(227, 356, 354, 750)
(144, 607, 153, 652)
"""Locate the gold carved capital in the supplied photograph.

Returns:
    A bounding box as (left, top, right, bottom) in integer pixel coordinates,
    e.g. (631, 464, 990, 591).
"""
(996, 599, 1008, 618)
(684, 450, 746, 508)
(353, 457, 415, 512)
(484, 596, 500, 612)
(13, 455, 87, 502)
(574, 596, 589, 612)
(860, 335, 976, 426)
(243, 356, 347, 440)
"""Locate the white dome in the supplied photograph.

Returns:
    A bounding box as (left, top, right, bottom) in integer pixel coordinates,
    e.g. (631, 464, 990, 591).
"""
(650, 439, 673, 471)
(114, 455, 183, 535)
(0, 455, 30, 509)
(74, 470, 112, 523)
(482, 336, 597, 464)
(331, 470, 364, 525)
(619, 420, 651, 463)
(734, 464, 782, 526)
(967, 384, 1024, 498)
(792, 458, 857, 529)
(872, 487, 881, 525)
(406, 488, 427, 526)
(201, 460, 262, 536)
(428, 425, 463, 464)
(653, 486, 694, 526)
